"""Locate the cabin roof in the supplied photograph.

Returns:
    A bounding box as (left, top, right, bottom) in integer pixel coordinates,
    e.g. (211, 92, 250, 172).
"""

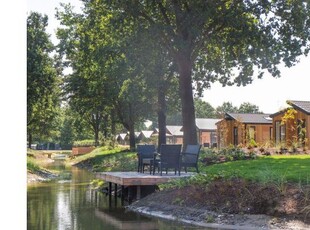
(224, 113, 272, 124)
(195, 118, 221, 130)
(287, 100, 310, 115)
(139, 130, 154, 138)
(166, 125, 183, 136)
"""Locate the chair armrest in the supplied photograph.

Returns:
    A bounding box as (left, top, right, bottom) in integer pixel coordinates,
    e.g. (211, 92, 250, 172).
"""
(182, 152, 197, 156)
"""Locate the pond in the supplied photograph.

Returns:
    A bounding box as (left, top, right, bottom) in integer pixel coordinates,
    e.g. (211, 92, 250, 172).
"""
(27, 159, 202, 230)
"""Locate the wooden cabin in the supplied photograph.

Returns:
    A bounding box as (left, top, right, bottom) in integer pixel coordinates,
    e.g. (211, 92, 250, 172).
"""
(116, 133, 129, 145)
(166, 125, 183, 144)
(270, 100, 310, 149)
(216, 113, 273, 148)
(195, 118, 220, 148)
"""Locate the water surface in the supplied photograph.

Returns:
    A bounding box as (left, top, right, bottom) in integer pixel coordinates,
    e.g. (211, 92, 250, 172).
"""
(27, 160, 202, 230)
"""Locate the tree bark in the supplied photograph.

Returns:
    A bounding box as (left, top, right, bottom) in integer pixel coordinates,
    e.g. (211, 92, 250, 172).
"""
(28, 133, 32, 149)
(128, 122, 136, 151)
(157, 86, 167, 148)
(176, 52, 197, 147)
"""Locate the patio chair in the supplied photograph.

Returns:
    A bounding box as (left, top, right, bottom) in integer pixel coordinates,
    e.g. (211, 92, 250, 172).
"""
(181, 144, 201, 173)
(155, 144, 182, 176)
(136, 144, 156, 173)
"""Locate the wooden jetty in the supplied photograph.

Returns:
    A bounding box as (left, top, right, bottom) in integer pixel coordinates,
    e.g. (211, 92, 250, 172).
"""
(96, 171, 195, 202)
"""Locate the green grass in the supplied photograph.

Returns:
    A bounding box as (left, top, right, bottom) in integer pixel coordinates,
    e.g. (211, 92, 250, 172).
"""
(68, 146, 127, 164)
(69, 146, 138, 172)
(202, 155, 310, 184)
(27, 157, 41, 172)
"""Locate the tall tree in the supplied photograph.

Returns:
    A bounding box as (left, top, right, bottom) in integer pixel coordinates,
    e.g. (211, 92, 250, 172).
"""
(105, 1, 310, 146)
(56, 3, 115, 146)
(57, 2, 155, 150)
(238, 102, 261, 114)
(27, 12, 60, 148)
(216, 102, 238, 118)
(194, 98, 216, 118)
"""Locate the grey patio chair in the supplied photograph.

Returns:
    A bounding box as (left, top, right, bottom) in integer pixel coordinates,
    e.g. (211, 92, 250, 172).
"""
(136, 144, 156, 173)
(154, 144, 182, 176)
(181, 144, 201, 173)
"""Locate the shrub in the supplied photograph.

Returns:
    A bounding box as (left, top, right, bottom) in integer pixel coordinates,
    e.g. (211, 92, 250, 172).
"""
(27, 157, 40, 172)
(73, 139, 96, 147)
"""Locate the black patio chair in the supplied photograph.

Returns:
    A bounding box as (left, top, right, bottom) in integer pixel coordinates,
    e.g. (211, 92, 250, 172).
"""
(154, 144, 182, 176)
(136, 144, 156, 173)
(181, 144, 201, 173)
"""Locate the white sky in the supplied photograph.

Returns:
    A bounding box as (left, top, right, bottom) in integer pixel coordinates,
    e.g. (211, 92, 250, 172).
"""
(27, 0, 310, 115)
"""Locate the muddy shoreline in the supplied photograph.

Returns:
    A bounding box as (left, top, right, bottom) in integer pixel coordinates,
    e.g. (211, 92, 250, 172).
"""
(128, 190, 310, 230)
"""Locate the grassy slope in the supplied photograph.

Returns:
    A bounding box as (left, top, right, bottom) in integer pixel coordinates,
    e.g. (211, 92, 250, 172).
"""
(69, 146, 138, 172)
(202, 155, 310, 184)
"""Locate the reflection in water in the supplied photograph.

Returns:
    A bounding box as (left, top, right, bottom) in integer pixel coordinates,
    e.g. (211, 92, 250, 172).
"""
(27, 160, 203, 230)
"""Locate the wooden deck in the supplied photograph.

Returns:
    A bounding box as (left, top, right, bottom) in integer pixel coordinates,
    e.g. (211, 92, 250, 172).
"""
(96, 171, 196, 202)
(96, 171, 195, 186)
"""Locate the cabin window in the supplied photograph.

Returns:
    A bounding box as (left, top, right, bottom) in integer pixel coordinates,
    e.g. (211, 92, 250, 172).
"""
(270, 127, 273, 140)
(297, 119, 306, 146)
(275, 121, 285, 144)
(233, 127, 238, 146)
(280, 125, 286, 142)
(248, 126, 256, 141)
(275, 121, 280, 144)
(210, 131, 217, 146)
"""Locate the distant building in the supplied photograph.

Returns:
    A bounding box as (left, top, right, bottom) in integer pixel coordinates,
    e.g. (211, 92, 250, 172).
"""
(195, 118, 221, 148)
(138, 130, 155, 144)
(116, 133, 128, 145)
(166, 125, 183, 144)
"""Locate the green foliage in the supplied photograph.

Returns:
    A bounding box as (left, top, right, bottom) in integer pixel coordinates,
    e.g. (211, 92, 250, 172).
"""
(238, 102, 262, 114)
(160, 170, 241, 190)
(27, 12, 61, 146)
(73, 139, 96, 147)
(90, 179, 105, 190)
(194, 98, 216, 118)
(215, 102, 238, 117)
(27, 157, 41, 172)
(199, 146, 255, 167)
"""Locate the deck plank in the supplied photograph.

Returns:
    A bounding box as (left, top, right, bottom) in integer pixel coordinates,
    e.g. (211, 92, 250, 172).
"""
(96, 171, 195, 186)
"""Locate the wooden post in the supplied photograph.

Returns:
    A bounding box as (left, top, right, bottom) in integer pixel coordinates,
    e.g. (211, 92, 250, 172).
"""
(108, 182, 112, 207)
(114, 183, 118, 206)
(121, 186, 124, 206)
(136, 185, 141, 200)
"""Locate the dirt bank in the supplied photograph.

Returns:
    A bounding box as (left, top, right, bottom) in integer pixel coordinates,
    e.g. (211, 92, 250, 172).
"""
(27, 169, 58, 184)
(27, 152, 58, 184)
(128, 179, 310, 230)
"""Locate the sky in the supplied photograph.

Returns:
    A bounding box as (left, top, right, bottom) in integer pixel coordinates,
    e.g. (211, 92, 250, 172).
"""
(27, 0, 309, 115)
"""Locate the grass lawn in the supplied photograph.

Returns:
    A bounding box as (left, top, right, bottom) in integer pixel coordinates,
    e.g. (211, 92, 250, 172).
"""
(69, 146, 138, 172)
(202, 155, 310, 184)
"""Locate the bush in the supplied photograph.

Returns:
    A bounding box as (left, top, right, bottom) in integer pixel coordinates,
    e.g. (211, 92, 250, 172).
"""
(73, 139, 96, 147)
(27, 157, 40, 172)
(200, 146, 256, 166)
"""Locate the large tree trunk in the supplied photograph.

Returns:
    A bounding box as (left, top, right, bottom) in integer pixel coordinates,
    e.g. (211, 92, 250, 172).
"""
(176, 53, 197, 147)
(28, 133, 32, 149)
(128, 122, 136, 151)
(92, 113, 100, 147)
(157, 85, 167, 148)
